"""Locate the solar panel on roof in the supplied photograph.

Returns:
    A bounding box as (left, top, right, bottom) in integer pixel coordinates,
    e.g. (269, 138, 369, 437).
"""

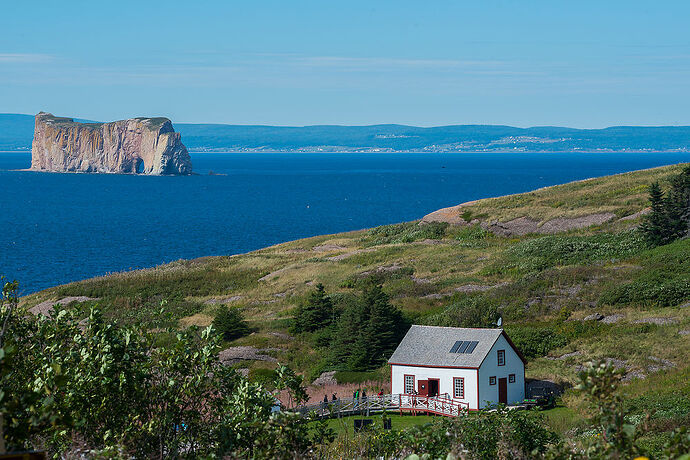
(450, 340, 463, 353)
(457, 341, 471, 353)
(465, 341, 478, 353)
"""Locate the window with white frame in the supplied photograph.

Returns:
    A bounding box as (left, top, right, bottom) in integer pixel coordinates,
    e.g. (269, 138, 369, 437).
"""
(453, 377, 465, 398)
(404, 375, 414, 394)
(509, 374, 516, 383)
(489, 376, 496, 385)
(497, 349, 506, 366)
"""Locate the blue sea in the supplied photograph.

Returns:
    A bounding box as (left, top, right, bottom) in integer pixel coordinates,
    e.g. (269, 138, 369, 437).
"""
(1, 151, 689, 294)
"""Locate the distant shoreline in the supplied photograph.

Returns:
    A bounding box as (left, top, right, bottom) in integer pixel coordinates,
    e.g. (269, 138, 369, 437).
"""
(2, 149, 690, 155)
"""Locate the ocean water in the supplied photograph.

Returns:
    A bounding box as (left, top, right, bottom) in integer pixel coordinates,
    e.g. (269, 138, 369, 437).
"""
(1, 151, 689, 294)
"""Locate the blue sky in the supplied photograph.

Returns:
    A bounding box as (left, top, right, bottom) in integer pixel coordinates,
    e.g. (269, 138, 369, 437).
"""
(2, 0, 690, 127)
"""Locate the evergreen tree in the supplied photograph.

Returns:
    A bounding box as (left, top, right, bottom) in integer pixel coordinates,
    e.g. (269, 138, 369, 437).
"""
(330, 284, 409, 370)
(642, 167, 690, 246)
(665, 166, 690, 240)
(641, 181, 670, 246)
(292, 284, 333, 333)
(330, 300, 368, 369)
(213, 305, 250, 341)
(361, 284, 408, 367)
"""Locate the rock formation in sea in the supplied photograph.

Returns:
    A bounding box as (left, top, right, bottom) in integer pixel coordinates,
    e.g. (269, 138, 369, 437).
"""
(31, 112, 193, 175)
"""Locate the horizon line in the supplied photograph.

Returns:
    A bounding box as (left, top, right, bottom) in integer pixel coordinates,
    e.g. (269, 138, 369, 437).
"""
(3, 113, 690, 130)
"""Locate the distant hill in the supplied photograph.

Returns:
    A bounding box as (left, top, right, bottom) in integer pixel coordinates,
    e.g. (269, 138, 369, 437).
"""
(0, 114, 35, 150)
(2, 113, 690, 152)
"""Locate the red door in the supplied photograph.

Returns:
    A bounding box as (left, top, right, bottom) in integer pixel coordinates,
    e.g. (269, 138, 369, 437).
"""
(417, 380, 428, 396)
(498, 378, 508, 404)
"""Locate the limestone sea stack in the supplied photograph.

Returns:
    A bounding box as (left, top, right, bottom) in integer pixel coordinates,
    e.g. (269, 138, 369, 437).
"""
(31, 112, 193, 175)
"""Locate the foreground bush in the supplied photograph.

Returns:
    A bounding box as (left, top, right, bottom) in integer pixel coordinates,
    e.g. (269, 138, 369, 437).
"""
(317, 408, 556, 459)
(0, 281, 325, 458)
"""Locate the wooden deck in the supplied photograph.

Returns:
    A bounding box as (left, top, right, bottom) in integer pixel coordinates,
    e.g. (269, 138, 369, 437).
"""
(295, 393, 469, 418)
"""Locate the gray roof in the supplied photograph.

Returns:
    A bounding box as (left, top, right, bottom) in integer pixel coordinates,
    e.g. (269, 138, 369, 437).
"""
(388, 325, 504, 368)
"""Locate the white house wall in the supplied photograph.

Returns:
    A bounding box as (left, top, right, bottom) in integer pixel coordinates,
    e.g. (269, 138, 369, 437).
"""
(390, 364, 479, 410)
(477, 334, 525, 408)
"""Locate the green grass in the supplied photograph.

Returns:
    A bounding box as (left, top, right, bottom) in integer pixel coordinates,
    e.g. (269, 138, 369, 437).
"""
(540, 406, 586, 435)
(599, 238, 690, 308)
(500, 229, 648, 274)
(459, 163, 687, 223)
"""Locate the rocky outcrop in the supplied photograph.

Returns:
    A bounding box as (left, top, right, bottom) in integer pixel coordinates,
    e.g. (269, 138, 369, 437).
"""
(31, 112, 192, 175)
(420, 201, 618, 236)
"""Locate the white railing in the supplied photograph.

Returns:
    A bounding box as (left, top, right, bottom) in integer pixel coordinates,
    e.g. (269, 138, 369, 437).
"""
(295, 393, 469, 418)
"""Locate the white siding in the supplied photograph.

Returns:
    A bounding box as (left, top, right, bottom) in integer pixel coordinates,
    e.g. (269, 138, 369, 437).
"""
(390, 364, 480, 410)
(477, 334, 525, 408)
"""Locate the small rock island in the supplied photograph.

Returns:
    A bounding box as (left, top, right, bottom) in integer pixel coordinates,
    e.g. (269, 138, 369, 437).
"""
(31, 112, 193, 175)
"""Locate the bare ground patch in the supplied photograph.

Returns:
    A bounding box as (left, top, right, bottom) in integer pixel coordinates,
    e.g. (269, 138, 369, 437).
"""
(325, 248, 376, 261)
(28, 296, 99, 316)
(219, 346, 280, 365)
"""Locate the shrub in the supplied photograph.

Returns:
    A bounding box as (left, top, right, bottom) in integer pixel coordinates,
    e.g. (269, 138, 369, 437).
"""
(332, 408, 557, 459)
(2, 297, 319, 458)
(453, 224, 493, 248)
(340, 266, 414, 290)
(363, 221, 449, 246)
(504, 230, 647, 273)
(600, 273, 690, 308)
(248, 367, 278, 386)
(213, 305, 250, 341)
(599, 238, 690, 307)
(425, 295, 501, 329)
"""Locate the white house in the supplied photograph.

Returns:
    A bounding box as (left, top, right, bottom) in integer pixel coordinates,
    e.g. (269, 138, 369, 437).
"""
(388, 325, 526, 410)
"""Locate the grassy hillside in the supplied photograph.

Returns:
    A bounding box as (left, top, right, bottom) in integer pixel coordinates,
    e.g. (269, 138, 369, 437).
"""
(20, 163, 690, 447)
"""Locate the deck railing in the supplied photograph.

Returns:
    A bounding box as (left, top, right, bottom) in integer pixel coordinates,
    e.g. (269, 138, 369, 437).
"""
(294, 393, 469, 418)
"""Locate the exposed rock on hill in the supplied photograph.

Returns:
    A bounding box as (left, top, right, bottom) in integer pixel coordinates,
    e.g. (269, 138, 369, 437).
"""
(31, 112, 192, 175)
(28, 296, 99, 316)
(421, 201, 618, 236)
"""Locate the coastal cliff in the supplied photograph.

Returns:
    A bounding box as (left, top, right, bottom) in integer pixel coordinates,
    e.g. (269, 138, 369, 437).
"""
(31, 112, 193, 175)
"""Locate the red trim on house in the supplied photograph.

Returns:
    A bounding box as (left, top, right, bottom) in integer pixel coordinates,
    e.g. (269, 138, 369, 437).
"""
(389, 362, 478, 370)
(452, 377, 465, 399)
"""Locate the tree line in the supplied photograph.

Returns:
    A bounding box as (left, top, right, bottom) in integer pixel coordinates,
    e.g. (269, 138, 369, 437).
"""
(292, 282, 410, 371)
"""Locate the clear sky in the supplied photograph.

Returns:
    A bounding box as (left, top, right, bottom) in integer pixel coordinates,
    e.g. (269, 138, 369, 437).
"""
(2, 0, 690, 127)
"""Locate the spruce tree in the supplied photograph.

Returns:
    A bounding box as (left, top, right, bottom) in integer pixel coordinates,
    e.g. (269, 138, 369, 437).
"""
(330, 300, 368, 369)
(330, 284, 409, 370)
(293, 284, 333, 333)
(641, 181, 669, 246)
(361, 284, 408, 367)
(641, 167, 690, 246)
(213, 305, 250, 341)
(665, 166, 690, 240)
